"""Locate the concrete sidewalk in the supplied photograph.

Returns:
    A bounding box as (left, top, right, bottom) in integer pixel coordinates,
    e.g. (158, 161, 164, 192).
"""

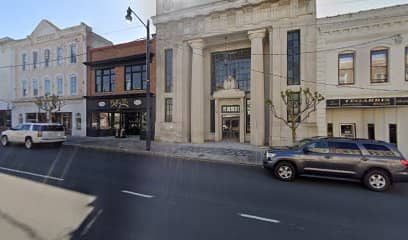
(65, 137, 266, 166)
(0, 173, 95, 240)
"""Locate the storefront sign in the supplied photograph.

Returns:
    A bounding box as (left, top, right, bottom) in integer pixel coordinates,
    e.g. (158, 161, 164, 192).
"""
(88, 96, 152, 111)
(98, 101, 106, 107)
(222, 105, 240, 113)
(110, 99, 130, 109)
(134, 99, 142, 106)
(327, 97, 408, 108)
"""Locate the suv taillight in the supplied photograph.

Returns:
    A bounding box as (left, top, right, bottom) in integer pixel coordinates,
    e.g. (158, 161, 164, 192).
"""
(401, 160, 408, 167)
(38, 131, 43, 138)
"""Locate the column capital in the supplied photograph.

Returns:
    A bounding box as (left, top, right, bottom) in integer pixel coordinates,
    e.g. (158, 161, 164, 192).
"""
(248, 28, 267, 40)
(188, 38, 205, 50)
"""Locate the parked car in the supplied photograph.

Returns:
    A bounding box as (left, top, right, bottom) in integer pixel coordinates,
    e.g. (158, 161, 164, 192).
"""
(0, 125, 8, 133)
(263, 137, 408, 192)
(0, 123, 66, 149)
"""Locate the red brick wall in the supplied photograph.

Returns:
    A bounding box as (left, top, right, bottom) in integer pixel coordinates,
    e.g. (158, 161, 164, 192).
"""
(87, 39, 156, 96)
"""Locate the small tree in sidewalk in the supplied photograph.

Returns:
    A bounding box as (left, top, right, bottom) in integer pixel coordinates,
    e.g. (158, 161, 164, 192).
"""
(266, 88, 325, 145)
(34, 94, 65, 123)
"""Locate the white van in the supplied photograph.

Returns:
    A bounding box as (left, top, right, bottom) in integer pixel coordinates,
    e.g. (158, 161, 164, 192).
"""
(0, 123, 66, 149)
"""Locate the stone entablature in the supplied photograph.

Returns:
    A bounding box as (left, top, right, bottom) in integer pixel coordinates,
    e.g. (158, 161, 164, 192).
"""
(155, 0, 315, 24)
(154, 0, 315, 40)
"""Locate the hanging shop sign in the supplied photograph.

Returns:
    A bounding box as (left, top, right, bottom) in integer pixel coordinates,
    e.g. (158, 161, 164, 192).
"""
(327, 97, 408, 108)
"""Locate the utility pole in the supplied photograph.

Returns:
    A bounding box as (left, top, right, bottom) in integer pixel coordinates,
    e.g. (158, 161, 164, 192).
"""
(126, 7, 152, 151)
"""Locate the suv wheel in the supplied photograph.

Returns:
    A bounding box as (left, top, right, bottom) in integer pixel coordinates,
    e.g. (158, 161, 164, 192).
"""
(274, 161, 296, 181)
(25, 138, 33, 150)
(1, 136, 8, 147)
(364, 170, 391, 192)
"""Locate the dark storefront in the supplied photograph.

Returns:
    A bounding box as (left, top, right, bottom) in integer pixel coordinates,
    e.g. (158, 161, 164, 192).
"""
(86, 94, 155, 137)
(0, 110, 11, 131)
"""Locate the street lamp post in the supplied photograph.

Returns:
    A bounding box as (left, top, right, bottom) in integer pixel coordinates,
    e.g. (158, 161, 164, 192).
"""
(126, 7, 152, 151)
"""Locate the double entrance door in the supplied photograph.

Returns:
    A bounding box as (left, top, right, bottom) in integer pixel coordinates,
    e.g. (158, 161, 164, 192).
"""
(222, 117, 240, 141)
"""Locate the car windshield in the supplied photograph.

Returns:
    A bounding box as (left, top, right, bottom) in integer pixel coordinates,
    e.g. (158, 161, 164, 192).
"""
(291, 139, 313, 149)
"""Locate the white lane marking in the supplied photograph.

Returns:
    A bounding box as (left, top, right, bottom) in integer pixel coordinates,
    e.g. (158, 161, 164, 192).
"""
(0, 166, 64, 181)
(80, 209, 103, 237)
(60, 147, 79, 179)
(121, 190, 154, 199)
(238, 213, 281, 224)
(43, 147, 64, 183)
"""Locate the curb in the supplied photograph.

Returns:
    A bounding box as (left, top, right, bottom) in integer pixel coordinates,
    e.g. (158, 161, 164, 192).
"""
(63, 142, 262, 168)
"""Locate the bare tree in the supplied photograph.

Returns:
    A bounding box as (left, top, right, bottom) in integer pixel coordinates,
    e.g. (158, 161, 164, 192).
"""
(266, 88, 325, 144)
(34, 94, 64, 123)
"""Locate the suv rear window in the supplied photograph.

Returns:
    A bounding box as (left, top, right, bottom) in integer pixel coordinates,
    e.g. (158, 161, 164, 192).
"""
(40, 125, 64, 131)
(22, 124, 31, 130)
(329, 141, 362, 155)
(363, 144, 397, 157)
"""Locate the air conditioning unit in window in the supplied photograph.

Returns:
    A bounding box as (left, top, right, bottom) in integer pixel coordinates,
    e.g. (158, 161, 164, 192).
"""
(375, 74, 386, 80)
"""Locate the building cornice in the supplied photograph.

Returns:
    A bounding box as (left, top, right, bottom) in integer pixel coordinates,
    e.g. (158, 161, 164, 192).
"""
(153, 0, 315, 25)
(318, 4, 408, 36)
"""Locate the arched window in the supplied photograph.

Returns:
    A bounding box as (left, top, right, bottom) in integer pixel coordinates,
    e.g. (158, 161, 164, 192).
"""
(338, 51, 355, 85)
(76, 113, 81, 130)
(32, 79, 39, 96)
(370, 47, 389, 83)
(44, 78, 51, 95)
(70, 74, 78, 95)
(44, 49, 51, 67)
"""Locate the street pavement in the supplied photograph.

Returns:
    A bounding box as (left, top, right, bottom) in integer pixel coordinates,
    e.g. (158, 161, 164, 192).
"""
(0, 144, 407, 240)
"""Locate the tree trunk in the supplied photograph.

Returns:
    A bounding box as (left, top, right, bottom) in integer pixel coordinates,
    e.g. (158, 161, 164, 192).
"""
(47, 111, 52, 123)
(291, 127, 297, 145)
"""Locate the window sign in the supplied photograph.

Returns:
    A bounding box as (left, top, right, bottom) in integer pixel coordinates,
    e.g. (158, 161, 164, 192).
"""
(222, 105, 240, 114)
(340, 124, 356, 138)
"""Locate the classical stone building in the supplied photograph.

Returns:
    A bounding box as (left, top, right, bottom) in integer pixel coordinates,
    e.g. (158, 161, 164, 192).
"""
(317, 5, 408, 156)
(0, 37, 15, 128)
(9, 20, 112, 136)
(153, 0, 318, 146)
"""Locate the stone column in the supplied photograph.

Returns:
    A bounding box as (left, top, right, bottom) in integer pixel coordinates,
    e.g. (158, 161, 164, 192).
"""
(240, 97, 245, 143)
(214, 99, 221, 142)
(249, 29, 266, 146)
(189, 39, 205, 144)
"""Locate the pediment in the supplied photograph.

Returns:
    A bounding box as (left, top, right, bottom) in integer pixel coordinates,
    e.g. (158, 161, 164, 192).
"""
(30, 20, 60, 37)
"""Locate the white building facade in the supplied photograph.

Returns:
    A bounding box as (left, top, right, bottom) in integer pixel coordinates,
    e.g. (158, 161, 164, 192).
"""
(317, 5, 408, 156)
(153, 0, 318, 146)
(10, 20, 111, 136)
(0, 37, 15, 127)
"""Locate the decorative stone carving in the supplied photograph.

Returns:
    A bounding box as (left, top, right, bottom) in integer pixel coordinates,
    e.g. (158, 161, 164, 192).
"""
(223, 75, 239, 90)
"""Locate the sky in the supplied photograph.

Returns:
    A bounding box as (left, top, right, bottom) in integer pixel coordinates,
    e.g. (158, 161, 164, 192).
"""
(0, 0, 407, 44)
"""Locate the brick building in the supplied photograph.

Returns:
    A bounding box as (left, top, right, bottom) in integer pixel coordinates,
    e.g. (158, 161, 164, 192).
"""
(84, 39, 156, 137)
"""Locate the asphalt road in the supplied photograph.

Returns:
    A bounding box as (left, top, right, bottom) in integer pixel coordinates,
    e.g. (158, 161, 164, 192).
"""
(0, 144, 407, 240)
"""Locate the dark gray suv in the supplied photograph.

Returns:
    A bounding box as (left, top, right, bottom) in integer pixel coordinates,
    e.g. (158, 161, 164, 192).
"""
(263, 137, 408, 192)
